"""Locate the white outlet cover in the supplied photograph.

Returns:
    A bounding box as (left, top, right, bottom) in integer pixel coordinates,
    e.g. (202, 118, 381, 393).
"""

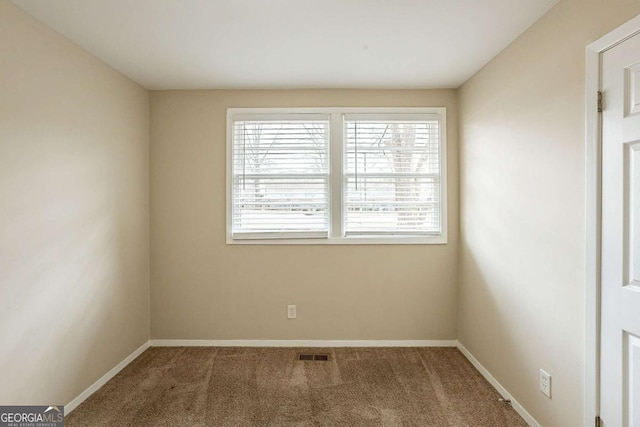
(539, 369, 551, 398)
(287, 305, 296, 319)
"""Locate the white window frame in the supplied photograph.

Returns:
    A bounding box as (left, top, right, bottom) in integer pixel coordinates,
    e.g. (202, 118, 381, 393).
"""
(226, 107, 447, 245)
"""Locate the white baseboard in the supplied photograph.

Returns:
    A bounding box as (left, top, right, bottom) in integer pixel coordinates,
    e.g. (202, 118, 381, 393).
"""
(150, 339, 459, 348)
(457, 343, 540, 427)
(66, 341, 150, 415)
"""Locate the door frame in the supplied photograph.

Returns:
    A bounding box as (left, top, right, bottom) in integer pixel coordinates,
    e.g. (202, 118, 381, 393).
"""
(585, 14, 640, 427)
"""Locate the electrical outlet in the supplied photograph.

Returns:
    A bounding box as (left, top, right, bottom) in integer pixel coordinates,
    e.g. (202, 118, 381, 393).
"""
(539, 369, 551, 398)
(287, 305, 296, 319)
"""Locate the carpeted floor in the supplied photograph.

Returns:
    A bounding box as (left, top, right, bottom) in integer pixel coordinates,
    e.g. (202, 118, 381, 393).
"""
(66, 347, 527, 426)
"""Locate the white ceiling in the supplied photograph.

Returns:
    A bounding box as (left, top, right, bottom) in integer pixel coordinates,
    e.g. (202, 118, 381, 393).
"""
(12, 0, 559, 90)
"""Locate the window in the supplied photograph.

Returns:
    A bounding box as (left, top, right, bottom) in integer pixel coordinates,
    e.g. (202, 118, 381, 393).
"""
(227, 108, 446, 244)
(231, 116, 330, 239)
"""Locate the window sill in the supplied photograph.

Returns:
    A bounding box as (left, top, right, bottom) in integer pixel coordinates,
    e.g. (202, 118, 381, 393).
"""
(226, 235, 448, 245)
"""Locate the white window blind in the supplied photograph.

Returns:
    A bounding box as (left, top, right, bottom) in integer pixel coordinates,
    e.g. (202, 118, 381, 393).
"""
(344, 115, 441, 236)
(228, 108, 446, 244)
(231, 117, 330, 239)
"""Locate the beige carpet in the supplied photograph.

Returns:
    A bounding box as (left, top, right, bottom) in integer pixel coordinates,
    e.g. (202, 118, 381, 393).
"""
(66, 347, 527, 426)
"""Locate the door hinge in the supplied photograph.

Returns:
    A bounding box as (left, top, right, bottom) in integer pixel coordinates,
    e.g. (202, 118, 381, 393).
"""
(597, 91, 603, 113)
(595, 415, 602, 427)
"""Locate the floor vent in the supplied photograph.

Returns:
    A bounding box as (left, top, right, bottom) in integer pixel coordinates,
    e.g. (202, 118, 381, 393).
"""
(297, 353, 330, 361)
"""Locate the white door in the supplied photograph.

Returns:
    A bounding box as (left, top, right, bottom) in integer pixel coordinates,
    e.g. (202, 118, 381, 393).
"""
(601, 31, 640, 427)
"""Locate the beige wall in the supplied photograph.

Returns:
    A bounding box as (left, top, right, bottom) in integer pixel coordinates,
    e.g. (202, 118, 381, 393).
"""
(0, 0, 149, 406)
(458, 0, 640, 426)
(150, 89, 458, 340)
